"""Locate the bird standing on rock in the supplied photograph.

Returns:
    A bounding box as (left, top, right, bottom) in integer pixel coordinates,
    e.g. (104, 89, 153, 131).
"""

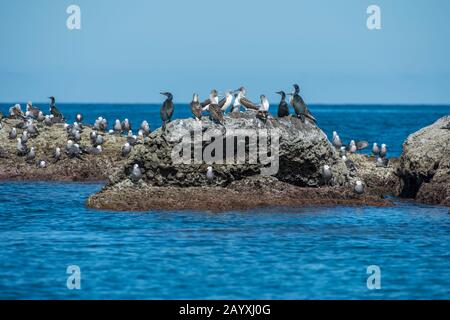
(288, 84, 316, 124)
(131, 164, 142, 182)
(160, 92, 174, 130)
(9, 128, 17, 140)
(190, 93, 203, 121)
(49, 96, 64, 121)
(121, 142, 132, 157)
(206, 166, 214, 183)
(321, 165, 332, 186)
(380, 144, 387, 158)
(53, 147, 61, 162)
(276, 91, 290, 118)
(354, 180, 365, 194)
(372, 143, 379, 156)
(332, 131, 342, 149)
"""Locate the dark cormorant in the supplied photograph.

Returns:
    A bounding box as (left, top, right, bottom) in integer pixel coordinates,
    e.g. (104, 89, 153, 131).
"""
(49, 96, 65, 121)
(160, 92, 174, 130)
(288, 84, 316, 124)
(190, 93, 203, 121)
(276, 91, 289, 117)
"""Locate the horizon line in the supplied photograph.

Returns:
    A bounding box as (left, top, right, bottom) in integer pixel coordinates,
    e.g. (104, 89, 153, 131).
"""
(1, 102, 450, 106)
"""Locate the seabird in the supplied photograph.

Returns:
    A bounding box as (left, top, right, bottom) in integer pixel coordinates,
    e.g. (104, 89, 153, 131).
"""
(230, 93, 241, 113)
(44, 115, 52, 126)
(218, 91, 233, 113)
(160, 92, 174, 130)
(38, 160, 46, 168)
(53, 147, 61, 162)
(380, 144, 387, 158)
(376, 156, 389, 167)
(348, 140, 357, 154)
(127, 131, 138, 145)
(84, 145, 102, 155)
(190, 93, 203, 121)
(121, 142, 132, 157)
(90, 131, 98, 144)
(76, 113, 83, 124)
(21, 130, 29, 144)
(234, 87, 259, 111)
(206, 90, 225, 125)
(372, 143, 379, 156)
(26, 147, 36, 162)
(339, 146, 347, 157)
(354, 180, 365, 194)
(140, 120, 151, 136)
(26, 119, 39, 137)
(206, 166, 214, 183)
(66, 140, 82, 159)
(342, 155, 356, 171)
(122, 118, 131, 132)
(9, 104, 25, 119)
(94, 134, 104, 147)
(113, 119, 122, 133)
(49, 96, 64, 121)
(276, 91, 290, 118)
(26, 102, 40, 119)
(36, 111, 45, 123)
(8, 128, 17, 140)
(130, 164, 142, 182)
(321, 164, 332, 186)
(287, 84, 316, 124)
(332, 131, 342, 149)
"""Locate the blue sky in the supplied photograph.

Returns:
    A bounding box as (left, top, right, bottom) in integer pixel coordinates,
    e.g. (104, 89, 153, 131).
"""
(0, 0, 449, 103)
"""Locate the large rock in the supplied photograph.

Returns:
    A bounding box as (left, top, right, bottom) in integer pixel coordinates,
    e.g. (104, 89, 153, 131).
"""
(397, 115, 450, 205)
(108, 111, 353, 188)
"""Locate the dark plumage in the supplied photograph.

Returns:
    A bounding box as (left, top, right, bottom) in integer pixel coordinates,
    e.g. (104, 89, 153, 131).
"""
(190, 93, 203, 120)
(160, 92, 174, 130)
(209, 104, 224, 125)
(276, 91, 290, 117)
(289, 84, 316, 124)
(49, 96, 65, 120)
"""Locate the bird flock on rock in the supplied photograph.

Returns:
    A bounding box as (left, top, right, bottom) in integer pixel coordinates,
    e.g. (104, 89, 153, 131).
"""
(0, 84, 389, 189)
(0, 97, 151, 169)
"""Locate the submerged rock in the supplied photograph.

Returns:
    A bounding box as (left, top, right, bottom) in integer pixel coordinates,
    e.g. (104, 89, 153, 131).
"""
(397, 115, 450, 205)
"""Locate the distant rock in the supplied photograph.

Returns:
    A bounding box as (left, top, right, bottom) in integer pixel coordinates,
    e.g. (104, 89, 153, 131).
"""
(397, 115, 450, 205)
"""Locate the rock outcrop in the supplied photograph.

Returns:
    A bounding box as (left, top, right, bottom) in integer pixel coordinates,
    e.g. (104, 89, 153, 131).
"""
(397, 115, 450, 205)
(108, 111, 353, 188)
(88, 112, 395, 211)
(0, 118, 133, 181)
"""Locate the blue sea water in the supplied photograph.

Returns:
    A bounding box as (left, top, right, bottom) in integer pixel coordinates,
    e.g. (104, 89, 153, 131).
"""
(0, 104, 449, 299)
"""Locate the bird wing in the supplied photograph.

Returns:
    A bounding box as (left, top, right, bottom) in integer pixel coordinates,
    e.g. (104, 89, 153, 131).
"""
(355, 140, 369, 150)
(209, 105, 224, 123)
(201, 99, 211, 108)
(218, 97, 227, 109)
(240, 97, 259, 110)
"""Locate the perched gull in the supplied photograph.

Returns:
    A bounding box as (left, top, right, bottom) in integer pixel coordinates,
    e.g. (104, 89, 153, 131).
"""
(121, 142, 132, 157)
(342, 155, 356, 171)
(53, 147, 61, 162)
(113, 119, 122, 133)
(130, 164, 142, 182)
(206, 166, 214, 183)
(38, 160, 46, 168)
(25, 147, 36, 162)
(121, 118, 131, 132)
(16, 138, 29, 156)
(8, 128, 17, 140)
(332, 131, 342, 149)
(354, 180, 365, 195)
(372, 143, 379, 156)
(321, 164, 332, 186)
(379, 144, 387, 158)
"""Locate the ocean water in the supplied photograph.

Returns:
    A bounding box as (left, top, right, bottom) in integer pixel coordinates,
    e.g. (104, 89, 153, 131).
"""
(0, 104, 449, 299)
